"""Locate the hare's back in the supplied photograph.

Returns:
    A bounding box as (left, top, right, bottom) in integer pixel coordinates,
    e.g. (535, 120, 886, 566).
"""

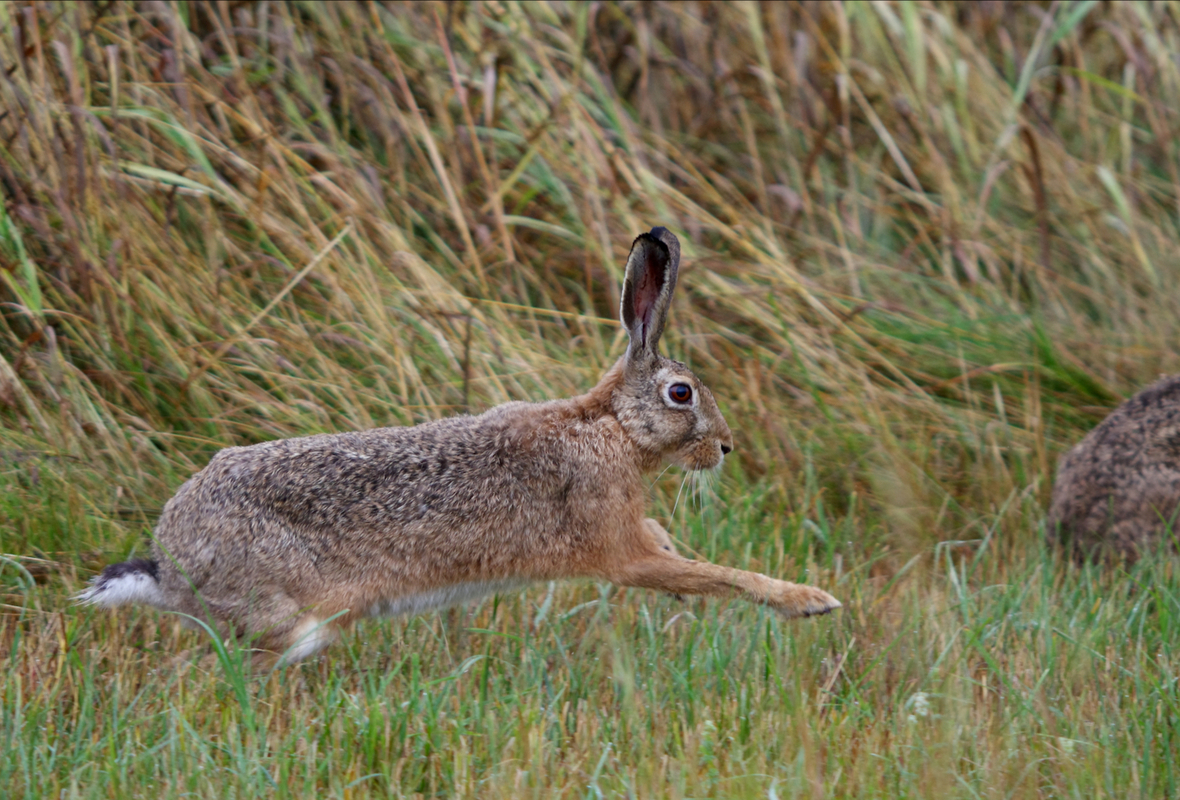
(152, 410, 596, 589)
(1049, 374, 1180, 556)
(1058, 374, 1180, 476)
(174, 414, 563, 526)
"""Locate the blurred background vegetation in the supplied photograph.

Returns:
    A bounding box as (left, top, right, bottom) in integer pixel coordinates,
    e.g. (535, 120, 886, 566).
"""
(2, 0, 1179, 558)
(2, 2, 1179, 797)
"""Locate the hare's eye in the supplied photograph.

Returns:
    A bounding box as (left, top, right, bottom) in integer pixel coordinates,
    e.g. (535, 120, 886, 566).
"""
(668, 383, 693, 405)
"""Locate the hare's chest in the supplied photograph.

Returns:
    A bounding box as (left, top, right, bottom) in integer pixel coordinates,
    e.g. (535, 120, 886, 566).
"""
(367, 579, 531, 618)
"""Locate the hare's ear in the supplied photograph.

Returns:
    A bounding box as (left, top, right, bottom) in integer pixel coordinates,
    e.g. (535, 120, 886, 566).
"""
(620, 227, 680, 364)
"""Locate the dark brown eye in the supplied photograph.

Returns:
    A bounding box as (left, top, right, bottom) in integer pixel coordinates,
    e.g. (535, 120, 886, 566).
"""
(668, 383, 693, 405)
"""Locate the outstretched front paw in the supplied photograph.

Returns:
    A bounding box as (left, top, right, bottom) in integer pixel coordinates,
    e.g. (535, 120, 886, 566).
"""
(774, 583, 841, 619)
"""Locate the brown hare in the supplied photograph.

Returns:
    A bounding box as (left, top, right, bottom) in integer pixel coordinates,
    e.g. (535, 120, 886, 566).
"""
(77, 227, 841, 665)
(1048, 374, 1180, 559)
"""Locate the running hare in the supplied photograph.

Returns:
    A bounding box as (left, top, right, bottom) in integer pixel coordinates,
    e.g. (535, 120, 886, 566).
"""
(78, 228, 840, 664)
(1048, 374, 1180, 559)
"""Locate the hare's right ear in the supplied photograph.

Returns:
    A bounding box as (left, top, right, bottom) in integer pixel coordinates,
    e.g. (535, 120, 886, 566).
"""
(620, 227, 681, 366)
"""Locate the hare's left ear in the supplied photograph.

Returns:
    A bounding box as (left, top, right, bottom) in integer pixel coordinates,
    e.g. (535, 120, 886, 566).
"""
(620, 227, 680, 364)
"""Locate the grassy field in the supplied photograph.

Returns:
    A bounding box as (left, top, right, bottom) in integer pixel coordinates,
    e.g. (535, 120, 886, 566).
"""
(2, 1, 1179, 796)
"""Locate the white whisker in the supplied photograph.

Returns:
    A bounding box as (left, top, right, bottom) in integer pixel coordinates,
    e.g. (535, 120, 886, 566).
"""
(670, 470, 690, 522)
(649, 463, 674, 490)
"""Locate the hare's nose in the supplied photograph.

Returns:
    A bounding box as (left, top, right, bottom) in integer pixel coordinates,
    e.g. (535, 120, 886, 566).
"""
(720, 443, 733, 455)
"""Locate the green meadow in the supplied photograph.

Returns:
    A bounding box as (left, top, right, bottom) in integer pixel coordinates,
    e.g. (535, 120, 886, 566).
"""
(1, 1, 1178, 796)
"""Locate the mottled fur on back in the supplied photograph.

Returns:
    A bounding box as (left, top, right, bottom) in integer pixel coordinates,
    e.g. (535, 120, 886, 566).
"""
(151, 386, 643, 637)
(1048, 374, 1180, 559)
(77, 228, 840, 665)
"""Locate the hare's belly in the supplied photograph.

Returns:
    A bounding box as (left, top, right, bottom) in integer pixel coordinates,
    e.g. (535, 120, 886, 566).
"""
(367, 579, 531, 618)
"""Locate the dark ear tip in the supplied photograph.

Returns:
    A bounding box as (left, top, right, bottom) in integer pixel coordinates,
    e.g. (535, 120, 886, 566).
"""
(633, 227, 681, 261)
(647, 226, 679, 248)
(633, 230, 669, 253)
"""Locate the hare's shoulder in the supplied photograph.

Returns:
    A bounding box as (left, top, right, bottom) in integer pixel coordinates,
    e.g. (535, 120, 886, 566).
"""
(1057, 374, 1180, 487)
(1106, 374, 1180, 424)
(1083, 376, 1180, 451)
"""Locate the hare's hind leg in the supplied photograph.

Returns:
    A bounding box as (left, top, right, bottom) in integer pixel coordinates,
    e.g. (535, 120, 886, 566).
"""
(268, 613, 340, 666)
(610, 519, 841, 619)
(237, 595, 342, 667)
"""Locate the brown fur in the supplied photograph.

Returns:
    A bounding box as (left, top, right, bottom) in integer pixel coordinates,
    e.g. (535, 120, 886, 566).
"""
(1048, 374, 1180, 559)
(78, 228, 840, 664)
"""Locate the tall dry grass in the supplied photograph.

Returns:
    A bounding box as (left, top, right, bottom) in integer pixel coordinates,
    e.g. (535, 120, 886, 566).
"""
(1, 2, 1178, 797)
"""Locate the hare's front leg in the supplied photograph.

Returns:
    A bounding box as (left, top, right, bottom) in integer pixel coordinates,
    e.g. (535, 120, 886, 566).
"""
(610, 519, 841, 619)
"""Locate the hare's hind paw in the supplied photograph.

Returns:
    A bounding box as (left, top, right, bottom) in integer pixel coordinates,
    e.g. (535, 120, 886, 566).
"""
(774, 583, 841, 620)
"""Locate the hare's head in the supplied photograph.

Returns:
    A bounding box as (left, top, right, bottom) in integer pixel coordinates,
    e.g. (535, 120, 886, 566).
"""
(612, 227, 733, 471)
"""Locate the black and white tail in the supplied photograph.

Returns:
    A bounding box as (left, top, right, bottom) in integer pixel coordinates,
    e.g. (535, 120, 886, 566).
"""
(75, 559, 166, 608)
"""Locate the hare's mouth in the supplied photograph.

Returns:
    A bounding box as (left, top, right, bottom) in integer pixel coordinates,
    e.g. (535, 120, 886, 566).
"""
(680, 450, 724, 471)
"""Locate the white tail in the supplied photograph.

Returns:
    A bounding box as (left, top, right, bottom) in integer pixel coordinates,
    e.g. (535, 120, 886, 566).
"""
(75, 559, 167, 608)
